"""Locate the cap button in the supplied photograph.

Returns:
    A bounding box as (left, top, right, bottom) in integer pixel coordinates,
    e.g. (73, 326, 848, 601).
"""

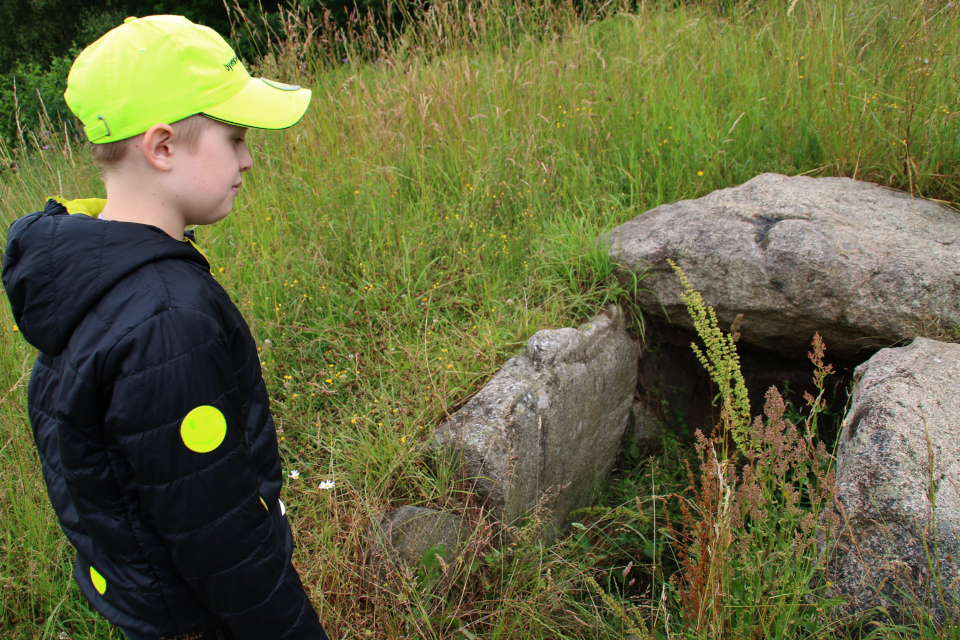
(124, 16, 137, 23)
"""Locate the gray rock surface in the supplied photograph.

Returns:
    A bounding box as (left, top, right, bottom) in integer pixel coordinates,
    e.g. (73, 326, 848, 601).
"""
(625, 399, 663, 457)
(366, 506, 468, 569)
(819, 337, 960, 626)
(434, 306, 638, 538)
(606, 173, 960, 360)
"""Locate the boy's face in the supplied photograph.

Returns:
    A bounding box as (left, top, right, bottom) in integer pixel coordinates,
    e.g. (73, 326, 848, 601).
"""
(171, 120, 252, 227)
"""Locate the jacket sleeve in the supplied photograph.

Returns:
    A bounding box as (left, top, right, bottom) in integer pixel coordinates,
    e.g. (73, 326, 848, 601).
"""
(103, 307, 326, 639)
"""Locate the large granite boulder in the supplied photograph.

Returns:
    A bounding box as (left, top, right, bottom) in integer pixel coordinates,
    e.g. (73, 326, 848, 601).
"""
(606, 173, 960, 361)
(433, 306, 638, 539)
(818, 337, 960, 627)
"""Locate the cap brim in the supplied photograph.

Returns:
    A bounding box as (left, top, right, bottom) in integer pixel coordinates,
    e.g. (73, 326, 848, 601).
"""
(203, 77, 311, 130)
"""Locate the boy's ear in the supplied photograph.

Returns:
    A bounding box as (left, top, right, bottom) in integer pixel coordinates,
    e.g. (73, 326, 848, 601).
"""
(140, 123, 177, 171)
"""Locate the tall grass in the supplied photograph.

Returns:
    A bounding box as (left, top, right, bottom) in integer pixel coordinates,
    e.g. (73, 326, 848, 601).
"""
(1, 0, 958, 637)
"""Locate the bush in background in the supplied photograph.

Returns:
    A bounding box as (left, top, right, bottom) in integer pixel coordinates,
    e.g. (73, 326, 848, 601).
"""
(0, 51, 76, 147)
(0, 0, 287, 71)
(0, 0, 286, 146)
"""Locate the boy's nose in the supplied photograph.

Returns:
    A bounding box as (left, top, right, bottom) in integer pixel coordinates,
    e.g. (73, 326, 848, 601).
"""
(239, 145, 253, 173)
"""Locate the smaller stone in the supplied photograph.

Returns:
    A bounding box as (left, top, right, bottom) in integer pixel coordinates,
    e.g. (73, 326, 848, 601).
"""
(366, 506, 468, 570)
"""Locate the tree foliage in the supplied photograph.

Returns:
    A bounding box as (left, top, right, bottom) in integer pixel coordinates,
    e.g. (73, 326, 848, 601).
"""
(0, 0, 294, 145)
(0, 0, 286, 72)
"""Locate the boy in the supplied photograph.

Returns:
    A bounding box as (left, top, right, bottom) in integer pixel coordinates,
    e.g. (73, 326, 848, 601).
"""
(1, 15, 329, 640)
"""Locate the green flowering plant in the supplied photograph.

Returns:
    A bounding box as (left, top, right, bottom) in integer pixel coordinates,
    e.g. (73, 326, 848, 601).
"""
(669, 259, 751, 457)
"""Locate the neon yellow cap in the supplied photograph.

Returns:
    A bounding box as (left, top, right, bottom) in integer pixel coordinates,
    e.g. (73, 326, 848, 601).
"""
(65, 15, 311, 143)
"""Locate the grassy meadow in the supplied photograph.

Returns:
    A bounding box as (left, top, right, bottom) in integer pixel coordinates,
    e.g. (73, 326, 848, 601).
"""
(1, 0, 958, 637)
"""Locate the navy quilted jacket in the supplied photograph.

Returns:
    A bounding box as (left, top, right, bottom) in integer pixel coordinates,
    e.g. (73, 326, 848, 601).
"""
(2, 199, 327, 639)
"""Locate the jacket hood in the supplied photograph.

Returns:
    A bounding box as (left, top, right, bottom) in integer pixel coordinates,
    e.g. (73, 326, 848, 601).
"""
(2, 198, 208, 355)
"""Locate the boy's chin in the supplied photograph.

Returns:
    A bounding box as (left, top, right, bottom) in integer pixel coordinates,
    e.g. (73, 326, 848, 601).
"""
(189, 209, 233, 227)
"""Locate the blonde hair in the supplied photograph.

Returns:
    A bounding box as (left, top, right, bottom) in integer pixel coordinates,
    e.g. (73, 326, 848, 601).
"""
(90, 114, 213, 172)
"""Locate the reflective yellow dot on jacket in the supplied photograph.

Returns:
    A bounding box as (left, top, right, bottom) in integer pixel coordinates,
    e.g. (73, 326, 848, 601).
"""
(90, 566, 107, 594)
(260, 496, 268, 511)
(180, 406, 227, 453)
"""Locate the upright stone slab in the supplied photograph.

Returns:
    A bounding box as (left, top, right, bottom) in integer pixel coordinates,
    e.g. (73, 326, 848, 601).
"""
(818, 338, 960, 627)
(434, 306, 638, 538)
(607, 173, 960, 361)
